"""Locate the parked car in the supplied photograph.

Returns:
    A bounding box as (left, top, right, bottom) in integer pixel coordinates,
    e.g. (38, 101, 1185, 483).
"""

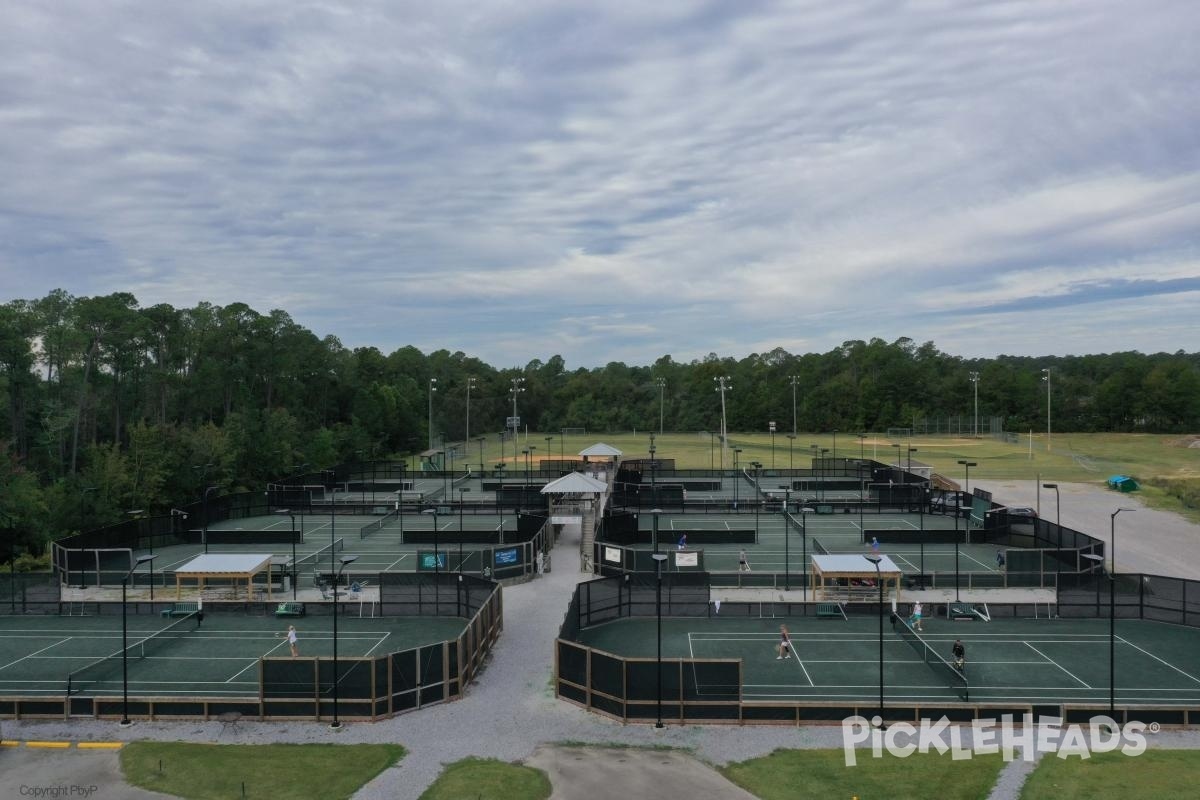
(1005, 506, 1038, 520)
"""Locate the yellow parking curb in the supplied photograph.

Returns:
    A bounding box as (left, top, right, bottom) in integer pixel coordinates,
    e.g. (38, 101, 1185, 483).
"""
(78, 742, 124, 750)
(0, 740, 20, 747)
(27, 741, 72, 749)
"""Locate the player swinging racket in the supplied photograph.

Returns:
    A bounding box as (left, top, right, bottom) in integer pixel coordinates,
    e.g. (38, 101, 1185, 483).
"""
(776, 624, 792, 660)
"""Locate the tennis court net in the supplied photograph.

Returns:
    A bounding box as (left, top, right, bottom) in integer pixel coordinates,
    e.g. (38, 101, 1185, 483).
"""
(810, 538, 830, 556)
(295, 537, 345, 572)
(66, 611, 201, 696)
(894, 617, 969, 701)
(360, 509, 399, 539)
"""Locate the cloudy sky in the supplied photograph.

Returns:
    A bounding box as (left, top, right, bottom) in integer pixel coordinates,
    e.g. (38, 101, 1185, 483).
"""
(2, 1, 1197, 367)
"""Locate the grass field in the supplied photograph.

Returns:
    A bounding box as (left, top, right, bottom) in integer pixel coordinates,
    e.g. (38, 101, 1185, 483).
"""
(720, 747, 1006, 800)
(120, 742, 405, 800)
(419, 757, 552, 800)
(1019, 749, 1200, 799)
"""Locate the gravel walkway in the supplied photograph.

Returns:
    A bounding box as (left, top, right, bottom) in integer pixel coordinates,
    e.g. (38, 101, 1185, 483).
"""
(7, 482, 1200, 799)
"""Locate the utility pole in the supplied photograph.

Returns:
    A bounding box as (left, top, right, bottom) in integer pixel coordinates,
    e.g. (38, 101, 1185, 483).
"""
(968, 371, 980, 437)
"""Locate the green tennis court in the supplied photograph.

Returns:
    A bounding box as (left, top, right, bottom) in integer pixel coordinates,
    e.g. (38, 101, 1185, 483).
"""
(574, 616, 1200, 706)
(0, 612, 467, 698)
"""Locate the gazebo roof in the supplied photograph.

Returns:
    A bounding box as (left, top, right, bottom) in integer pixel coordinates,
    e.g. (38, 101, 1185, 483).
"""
(541, 472, 608, 495)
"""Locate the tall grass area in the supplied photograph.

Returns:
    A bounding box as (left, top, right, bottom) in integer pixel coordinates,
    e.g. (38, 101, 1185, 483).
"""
(720, 748, 1005, 800)
(1020, 749, 1200, 799)
(121, 742, 404, 800)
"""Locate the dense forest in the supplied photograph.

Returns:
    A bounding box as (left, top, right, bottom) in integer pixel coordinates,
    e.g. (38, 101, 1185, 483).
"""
(2, 290, 1198, 558)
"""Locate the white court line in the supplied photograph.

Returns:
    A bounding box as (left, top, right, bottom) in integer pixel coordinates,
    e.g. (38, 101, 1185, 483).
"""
(227, 639, 288, 682)
(1024, 642, 1091, 688)
(891, 554, 920, 571)
(959, 550, 995, 571)
(0, 638, 72, 672)
(1117, 636, 1200, 685)
(792, 652, 815, 686)
(384, 553, 411, 571)
(365, 632, 392, 656)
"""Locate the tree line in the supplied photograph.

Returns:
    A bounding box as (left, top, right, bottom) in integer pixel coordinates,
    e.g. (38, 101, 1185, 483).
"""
(1, 290, 1198, 558)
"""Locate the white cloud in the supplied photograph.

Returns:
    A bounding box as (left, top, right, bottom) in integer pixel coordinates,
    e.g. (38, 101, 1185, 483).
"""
(0, 0, 1197, 365)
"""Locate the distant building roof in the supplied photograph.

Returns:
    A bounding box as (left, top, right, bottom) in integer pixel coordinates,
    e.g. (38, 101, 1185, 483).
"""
(541, 472, 608, 495)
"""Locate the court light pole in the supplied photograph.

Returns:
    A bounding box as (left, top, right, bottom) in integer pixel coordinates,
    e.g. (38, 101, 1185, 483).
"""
(423, 508, 440, 579)
(819, 449, 830, 502)
(495, 463, 507, 544)
(458, 488, 470, 570)
(475, 436, 486, 474)
(201, 485, 220, 554)
(732, 448, 743, 508)
(1107, 506, 1134, 721)
(751, 462, 762, 542)
(857, 433, 866, 462)
(832, 429, 838, 461)
(1043, 483, 1061, 589)
(545, 436, 554, 472)
(864, 553, 885, 729)
(276, 509, 297, 600)
(786, 434, 795, 470)
(652, 551, 669, 728)
(330, 553, 359, 730)
(958, 460, 976, 495)
(779, 485, 791, 591)
(120, 554, 156, 727)
(799, 506, 812, 601)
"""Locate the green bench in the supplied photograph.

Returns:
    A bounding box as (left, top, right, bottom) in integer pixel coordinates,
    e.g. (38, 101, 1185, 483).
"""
(161, 602, 200, 618)
(816, 602, 845, 619)
(274, 602, 306, 617)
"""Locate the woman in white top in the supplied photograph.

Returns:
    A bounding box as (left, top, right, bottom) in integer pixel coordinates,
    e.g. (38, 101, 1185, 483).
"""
(285, 625, 299, 657)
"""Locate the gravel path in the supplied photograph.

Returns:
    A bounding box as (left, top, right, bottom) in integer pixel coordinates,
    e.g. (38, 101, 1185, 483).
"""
(7, 482, 1200, 799)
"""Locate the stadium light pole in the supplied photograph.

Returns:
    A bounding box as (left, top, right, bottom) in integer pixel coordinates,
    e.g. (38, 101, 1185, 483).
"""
(458, 488, 470, 570)
(276, 509, 297, 600)
(832, 429, 838, 461)
(330, 553, 359, 730)
(969, 371, 980, 437)
(769, 425, 776, 469)
(713, 376, 731, 470)
(864, 553, 885, 730)
(789, 375, 800, 436)
(427, 378, 438, 451)
(509, 378, 525, 439)
(1042, 368, 1051, 452)
(476, 436, 486, 474)
(120, 554, 156, 727)
(656, 378, 666, 435)
(786, 434, 796, 470)
(652, 551, 669, 729)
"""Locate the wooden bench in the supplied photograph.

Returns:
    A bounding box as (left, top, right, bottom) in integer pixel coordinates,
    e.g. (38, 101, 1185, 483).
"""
(274, 602, 306, 617)
(161, 601, 200, 618)
(816, 602, 845, 619)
